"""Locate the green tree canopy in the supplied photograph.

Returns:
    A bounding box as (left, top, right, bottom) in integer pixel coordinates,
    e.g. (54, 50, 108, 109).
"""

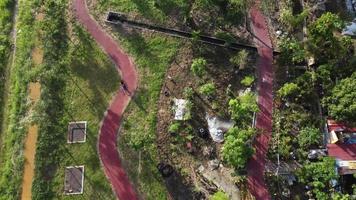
(307, 12, 352, 63)
(297, 127, 321, 149)
(221, 127, 255, 169)
(323, 72, 356, 123)
(297, 157, 338, 200)
(228, 91, 258, 126)
(278, 82, 300, 100)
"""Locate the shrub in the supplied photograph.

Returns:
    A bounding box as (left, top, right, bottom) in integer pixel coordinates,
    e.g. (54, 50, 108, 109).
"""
(278, 82, 300, 99)
(297, 127, 321, 149)
(211, 190, 229, 200)
(199, 82, 216, 97)
(168, 122, 180, 134)
(230, 50, 249, 70)
(241, 75, 254, 87)
(183, 87, 194, 99)
(228, 91, 258, 127)
(221, 127, 255, 169)
(191, 58, 207, 77)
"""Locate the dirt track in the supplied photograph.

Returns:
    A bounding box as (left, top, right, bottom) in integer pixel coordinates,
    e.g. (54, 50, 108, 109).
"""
(73, 0, 139, 199)
(246, 2, 274, 200)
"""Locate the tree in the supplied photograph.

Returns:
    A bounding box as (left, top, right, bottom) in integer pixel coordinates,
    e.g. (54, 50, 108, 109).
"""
(230, 50, 249, 70)
(297, 127, 321, 149)
(297, 157, 338, 200)
(307, 12, 352, 63)
(228, 91, 258, 127)
(211, 190, 229, 200)
(323, 72, 356, 123)
(278, 82, 300, 100)
(199, 82, 216, 97)
(278, 37, 306, 65)
(221, 127, 255, 169)
(191, 58, 207, 77)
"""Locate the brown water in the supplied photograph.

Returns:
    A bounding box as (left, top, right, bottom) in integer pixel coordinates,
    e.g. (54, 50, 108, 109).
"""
(20, 11, 43, 199)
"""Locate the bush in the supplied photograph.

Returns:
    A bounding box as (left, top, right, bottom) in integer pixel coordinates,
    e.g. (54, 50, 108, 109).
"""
(228, 91, 258, 127)
(297, 127, 321, 149)
(221, 127, 255, 169)
(230, 50, 249, 70)
(191, 58, 207, 77)
(241, 75, 254, 87)
(199, 82, 216, 97)
(278, 82, 300, 100)
(168, 122, 180, 134)
(211, 190, 229, 200)
(183, 86, 194, 99)
(323, 72, 356, 123)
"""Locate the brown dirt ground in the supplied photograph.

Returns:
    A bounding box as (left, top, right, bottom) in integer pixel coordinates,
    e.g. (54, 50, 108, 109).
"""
(156, 40, 258, 199)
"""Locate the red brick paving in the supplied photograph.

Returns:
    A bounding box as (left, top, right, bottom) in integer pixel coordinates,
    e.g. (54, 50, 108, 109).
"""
(246, 3, 274, 200)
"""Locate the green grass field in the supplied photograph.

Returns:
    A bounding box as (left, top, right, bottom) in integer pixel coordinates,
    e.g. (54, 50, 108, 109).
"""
(48, 24, 119, 200)
(31, 1, 119, 199)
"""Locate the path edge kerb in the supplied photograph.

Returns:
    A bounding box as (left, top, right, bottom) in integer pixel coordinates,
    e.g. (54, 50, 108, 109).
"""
(71, 0, 139, 199)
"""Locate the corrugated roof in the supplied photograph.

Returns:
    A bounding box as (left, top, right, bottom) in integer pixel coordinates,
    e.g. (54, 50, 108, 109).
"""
(327, 143, 356, 161)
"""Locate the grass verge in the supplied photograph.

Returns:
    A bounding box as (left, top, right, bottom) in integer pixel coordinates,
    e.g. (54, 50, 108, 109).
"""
(32, 1, 118, 199)
(0, 0, 40, 199)
(0, 0, 16, 136)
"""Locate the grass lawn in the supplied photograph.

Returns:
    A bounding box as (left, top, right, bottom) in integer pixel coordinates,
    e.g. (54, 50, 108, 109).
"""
(49, 24, 119, 200)
(117, 34, 180, 200)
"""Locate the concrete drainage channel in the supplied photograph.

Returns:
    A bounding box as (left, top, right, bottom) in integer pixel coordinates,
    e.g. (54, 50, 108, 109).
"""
(106, 11, 280, 53)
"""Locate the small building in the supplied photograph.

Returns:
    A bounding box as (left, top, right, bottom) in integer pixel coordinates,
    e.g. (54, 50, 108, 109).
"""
(67, 121, 87, 143)
(64, 166, 85, 195)
(326, 119, 356, 175)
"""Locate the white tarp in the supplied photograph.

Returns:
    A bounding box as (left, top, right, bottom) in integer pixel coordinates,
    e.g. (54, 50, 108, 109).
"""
(173, 99, 187, 120)
(342, 20, 356, 36)
(206, 114, 234, 143)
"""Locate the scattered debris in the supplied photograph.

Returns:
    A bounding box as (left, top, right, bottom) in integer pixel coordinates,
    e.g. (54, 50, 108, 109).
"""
(307, 149, 327, 160)
(202, 146, 214, 158)
(173, 99, 188, 120)
(208, 159, 220, 170)
(157, 162, 174, 178)
(206, 114, 234, 143)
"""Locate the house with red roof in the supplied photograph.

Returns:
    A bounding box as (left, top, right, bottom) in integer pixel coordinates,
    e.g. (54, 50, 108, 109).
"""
(326, 119, 356, 175)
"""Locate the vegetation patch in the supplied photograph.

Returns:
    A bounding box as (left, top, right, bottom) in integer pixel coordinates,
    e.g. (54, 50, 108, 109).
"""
(0, 0, 39, 199)
(31, 1, 118, 199)
(0, 0, 15, 126)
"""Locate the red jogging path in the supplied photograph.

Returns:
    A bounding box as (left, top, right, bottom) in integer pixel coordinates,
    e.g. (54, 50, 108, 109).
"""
(246, 3, 274, 200)
(73, 0, 139, 199)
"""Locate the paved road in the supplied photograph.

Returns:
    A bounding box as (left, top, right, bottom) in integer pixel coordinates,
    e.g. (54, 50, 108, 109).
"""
(73, 0, 139, 199)
(246, 3, 273, 200)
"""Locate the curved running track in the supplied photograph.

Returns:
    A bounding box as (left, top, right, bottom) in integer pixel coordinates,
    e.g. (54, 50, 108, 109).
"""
(246, 3, 274, 200)
(73, 0, 139, 199)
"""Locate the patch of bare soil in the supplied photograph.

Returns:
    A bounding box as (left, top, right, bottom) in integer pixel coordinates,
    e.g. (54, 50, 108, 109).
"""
(21, 82, 41, 200)
(20, 11, 43, 200)
(156, 41, 258, 199)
